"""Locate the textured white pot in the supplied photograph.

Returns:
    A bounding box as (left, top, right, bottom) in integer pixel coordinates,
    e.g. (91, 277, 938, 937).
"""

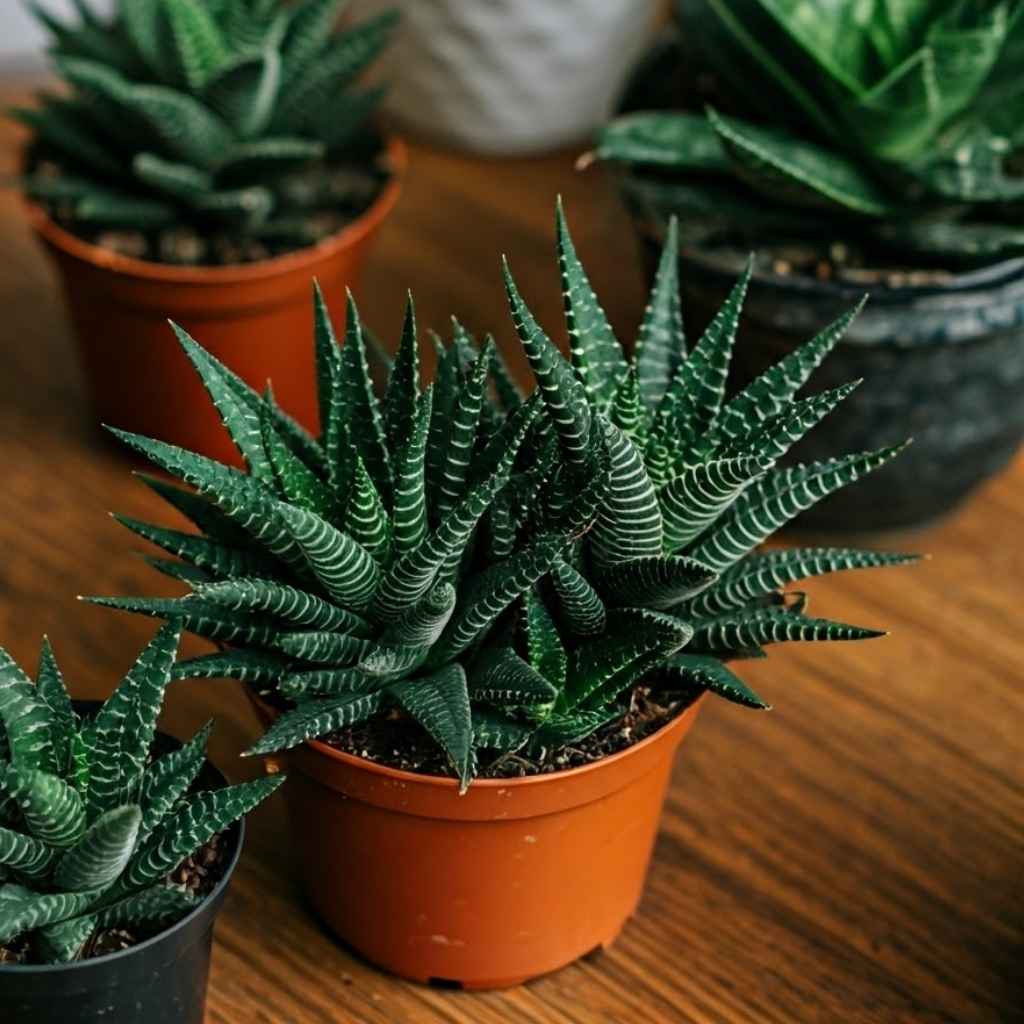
(348, 0, 660, 155)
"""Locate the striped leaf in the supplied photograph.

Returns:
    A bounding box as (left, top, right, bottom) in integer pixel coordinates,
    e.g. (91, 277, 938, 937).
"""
(504, 259, 593, 475)
(433, 341, 492, 521)
(279, 0, 344, 91)
(122, 775, 283, 891)
(426, 336, 464, 517)
(5, 767, 86, 848)
(54, 805, 141, 892)
(35, 638, 75, 773)
(589, 420, 663, 568)
(650, 261, 752, 454)
(593, 556, 718, 610)
(390, 665, 473, 791)
(94, 883, 196, 931)
(523, 590, 567, 692)
(192, 578, 372, 634)
(135, 474, 249, 546)
(0, 889, 99, 945)
(526, 707, 620, 757)
(549, 557, 607, 638)
(339, 293, 392, 502)
(0, 826, 57, 879)
(36, 913, 98, 964)
(634, 216, 685, 407)
(276, 501, 380, 612)
(84, 596, 277, 648)
(555, 197, 628, 409)
(689, 444, 907, 572)
(691, 608, 884, 653)
(433, 535, 569, 664)
(137, 721, 213, 844)
(471, 708, 533, 754)
(344, 457, 391, 563)
(381, 294, 420, 453)
(165, 0, 229, 91)
(274, 631, 374, 665)
(260, 404, 335, 519)
(610, 366, 649, 447)
(488, 343, 524, 412)
(171, 650, 293, 684)
(391, 385, 433, 557)
(711, 301, 865, 444)
(0, 647, 55, 773)
(380, 584, 457, 648)
(687, 548, 921, 618)
(246, 692, 385, 755)
(568, 609, 693, 711)
(661, 654, 769, 709)
(279, 668, 382, 700)
(468, 648, 558, 709)
(311, 282, 350, 491)
(114, 515, 278, 579)
(86, 623, 180, 819)
(660, 456, 770, 551)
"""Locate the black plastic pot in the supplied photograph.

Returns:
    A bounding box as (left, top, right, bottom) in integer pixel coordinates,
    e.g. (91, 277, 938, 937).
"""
(0, 715, 243, 1024)
(632, 222, 1024, 531)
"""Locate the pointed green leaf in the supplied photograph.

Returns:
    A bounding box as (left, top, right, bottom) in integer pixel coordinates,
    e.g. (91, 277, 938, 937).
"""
(661, 653, 768, 709)
(94, 883, 196, 931)
(0, 889, 99, 945)
(137, 722, 212, 844)
(260, 403, 335, 518)
(549, 557, 607, 638)
(593, 555, 718, 610)
(5, 767, 86, 848)
(245, 693, 385, 755)
(392, 385, 433, 557)
(381, 294, 420, 453)
(345, 456, 391, 563)
(691, 608, 885, 653)
(36, 913, 97, 964)
(523, 590, 566, 691)
(0, 826, 58, 879)
(170, 649, 293, 684)
(274, 631, 374, 666)
(55, 805, 142, 892)
(468, 648, 558, 709)
(0, 647, 56, 774)
(36, 638, 74, 773)
(380, 583, 457, 648)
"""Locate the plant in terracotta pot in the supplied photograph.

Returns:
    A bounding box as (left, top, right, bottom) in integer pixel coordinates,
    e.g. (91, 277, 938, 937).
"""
(89, 206, 916, 988)
(0, 625, 282, 1023)
(13, 0, 402, 464)
(587, 0, 1024, 530)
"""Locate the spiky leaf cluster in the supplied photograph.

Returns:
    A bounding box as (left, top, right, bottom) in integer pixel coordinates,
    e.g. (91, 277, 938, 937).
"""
(94, 287, 608, 790)
(15, 0, 397, 261)
(471, 201, 916, 746)
(99, 203, 914, 786)
(592, 1, 1024, 265)
(0, 628, 282, 963)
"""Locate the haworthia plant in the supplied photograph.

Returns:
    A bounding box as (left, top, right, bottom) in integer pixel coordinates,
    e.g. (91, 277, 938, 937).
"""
(591, 1, 1024, 264)
(14, 0, 398, 262)
(0, 631, 281, 963)
(94, 286, 608, 791)
(98, 203, 915, 787)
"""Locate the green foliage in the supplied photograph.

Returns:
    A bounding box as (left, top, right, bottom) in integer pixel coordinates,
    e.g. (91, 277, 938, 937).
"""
(15, 0, 398, 262)
(0, 633, 282, 962)
(105, 205, 913, 787)
(593, 2, 1024, 264)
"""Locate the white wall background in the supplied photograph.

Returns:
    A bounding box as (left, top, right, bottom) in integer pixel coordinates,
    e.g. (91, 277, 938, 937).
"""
(0, 1, 115, 67)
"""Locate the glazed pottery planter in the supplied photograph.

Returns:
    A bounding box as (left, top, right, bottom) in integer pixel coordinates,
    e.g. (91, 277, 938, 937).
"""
(657, 243, 1024, 531)
(28, 139, 405, 466)
(253, 693, 702, 989)
(348, 0, 659, 155)
(0, 713, 244, 1024)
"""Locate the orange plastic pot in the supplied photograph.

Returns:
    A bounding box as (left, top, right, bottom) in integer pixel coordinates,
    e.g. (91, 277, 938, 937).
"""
(252, 692, 703, 989)
(27, 139, 406, 466)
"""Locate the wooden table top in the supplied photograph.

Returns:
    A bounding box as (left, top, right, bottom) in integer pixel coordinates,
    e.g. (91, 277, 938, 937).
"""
(1, 81, 1022, 1024)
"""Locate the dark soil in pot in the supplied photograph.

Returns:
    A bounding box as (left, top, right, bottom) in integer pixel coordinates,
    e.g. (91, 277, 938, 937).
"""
(0, 708, 244, 1024)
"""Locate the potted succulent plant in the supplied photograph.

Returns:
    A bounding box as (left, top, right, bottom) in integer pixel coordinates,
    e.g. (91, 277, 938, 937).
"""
(13, 0, 403, 465)
(0, 625, 282, 1023)
(89, 203, 916, 988)
(587, 0, 1024, 530)
(347, 0, 660, 154)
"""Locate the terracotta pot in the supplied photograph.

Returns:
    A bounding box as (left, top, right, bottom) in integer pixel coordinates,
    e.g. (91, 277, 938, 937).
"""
(250, 692, 703, 988)
(28, 139, 406, 466)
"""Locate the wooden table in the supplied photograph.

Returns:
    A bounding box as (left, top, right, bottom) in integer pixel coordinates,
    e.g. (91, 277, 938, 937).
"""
(2, 84, 1022, 1024)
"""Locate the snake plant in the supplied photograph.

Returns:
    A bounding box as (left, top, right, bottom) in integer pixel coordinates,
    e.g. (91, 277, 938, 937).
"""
(0, 628, 281, 963)
(90, 287, 608, 790)
(592, 0, 1024, 265)
(15, 0, 397, 262)
(472, 201, 917, 747)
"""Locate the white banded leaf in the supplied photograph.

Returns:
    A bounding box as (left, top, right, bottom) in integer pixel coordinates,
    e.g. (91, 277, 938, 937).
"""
(36, 913, 97, 964)
(468, 648, 558, 709)
(380, 583, 457, 648)
(592, 556, 718, 610)
(381, 293, 420, 453)
(661, 654, 769, 709)
(54, 805, 142, 892)
(471, 708, 533, 754)
(279, 668, 382, 700)
(171, 650, 292, 684)
(523, 590, 566, 691)
(0, 889, 100, 946)
(36, 638, 75, 773)
(276, 501, 379, 612)
(260, 403, 335, 519)
(165, 0, 229, 90)
(246, 692, 385, 755)
(344, 456, 390, 563)
(389, 665, 473, 791)
(0, 826, 57, 879)
(94, 883, 196, 931)
(0, 646, 56, 773)
(526, 707, 620, 757)
(275, 631, 374, 665)
(549, 557, 606, 638)
(691, 608, 885, 653)
(610, 366, 649, 446)
(137, 721, 213, 844)
(391, 385, 432, 557)
(5, 767, 86, 848)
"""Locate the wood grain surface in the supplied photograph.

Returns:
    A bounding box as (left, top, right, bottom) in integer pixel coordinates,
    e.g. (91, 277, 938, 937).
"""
(1, 80, 1022, 1023)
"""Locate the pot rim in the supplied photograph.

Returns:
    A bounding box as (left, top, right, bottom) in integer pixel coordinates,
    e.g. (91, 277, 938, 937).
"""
(0, 720, 245, 975)
(24, 136, 407, 285)
(290, 691, 705, 792)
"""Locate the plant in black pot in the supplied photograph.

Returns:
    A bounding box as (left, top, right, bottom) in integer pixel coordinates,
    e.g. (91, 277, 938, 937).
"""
(12, 0, 402, 464)
(587, 0, 1024, 530)
(0, 625, 282, 1023)
(84, 205, 917, 988)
